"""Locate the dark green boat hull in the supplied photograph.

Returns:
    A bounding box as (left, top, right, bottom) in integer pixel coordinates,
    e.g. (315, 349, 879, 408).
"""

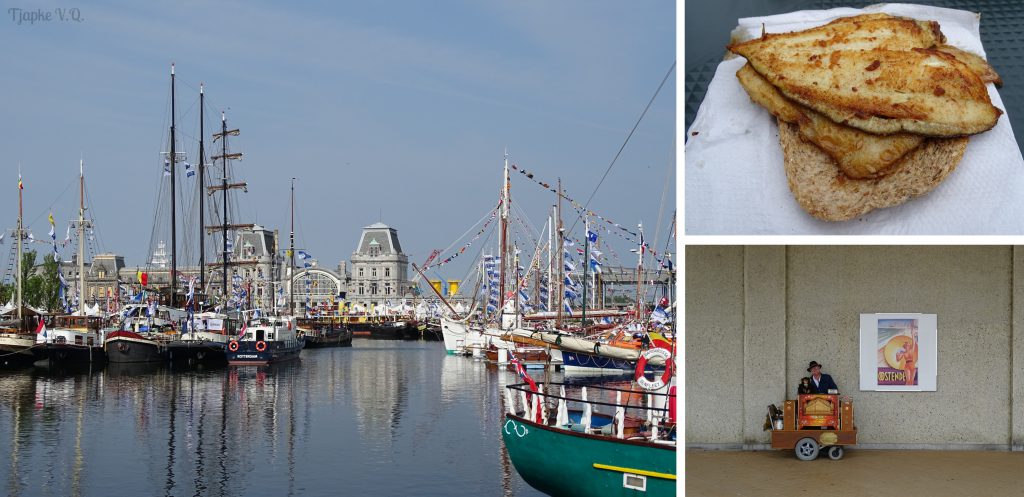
(502, 414, 677, 496)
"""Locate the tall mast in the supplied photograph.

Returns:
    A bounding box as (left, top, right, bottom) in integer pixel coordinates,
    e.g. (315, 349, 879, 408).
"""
(170, 63, 177, 302)
(512, 242, 520, 324)
(555, 179, 563, 329)
(497, 151, 509, 325)
(211, 112, 242, 304)
(198, 83, 206, 295)
(271, 229, 278, 314)
(547, 207, 554, 312)
(221, 112, 228, 299)
(16, 168, 23, 324)
(78, 159, 86, 312)
(634, 222, 645, 322)
(581, 215, 588, 328)
(289, 178, 295, 315)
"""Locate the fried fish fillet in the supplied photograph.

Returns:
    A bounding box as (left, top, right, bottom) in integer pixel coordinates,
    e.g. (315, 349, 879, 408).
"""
(737, 63, 923, 178)
(936, 45, 1002, 86)
(730, 13, 944, 58)
(737, 47, 1002, 136)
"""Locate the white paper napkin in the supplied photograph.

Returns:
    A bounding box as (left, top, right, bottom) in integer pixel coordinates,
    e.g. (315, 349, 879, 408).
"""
(685, 3, 1024, 235)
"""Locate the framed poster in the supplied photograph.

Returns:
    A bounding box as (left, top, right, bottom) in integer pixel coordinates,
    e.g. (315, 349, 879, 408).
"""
(859, 313, 937, 391)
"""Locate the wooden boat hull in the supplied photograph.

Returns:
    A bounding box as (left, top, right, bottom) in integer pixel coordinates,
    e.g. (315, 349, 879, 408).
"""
(561, 351, 659, 373)
(349, 322, 419, 340)
(105, 333, 168, 363)
(419, 322, 442, 341)
(0, 332, 38, 367)
(33, 343, 105, 365)
(502, 413, 677, 496)
(302, 326, 353, 348)
(166, 340, 227, 364)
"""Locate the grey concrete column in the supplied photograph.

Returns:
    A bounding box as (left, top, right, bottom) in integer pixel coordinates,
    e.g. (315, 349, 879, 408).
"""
(742, 246, 787, 447)
(685, 246, 745, 446)
(1013, 247, 1024, 451)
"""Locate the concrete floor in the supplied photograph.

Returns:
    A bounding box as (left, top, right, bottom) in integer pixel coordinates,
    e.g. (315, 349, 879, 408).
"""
(686, 449, 1024, 497)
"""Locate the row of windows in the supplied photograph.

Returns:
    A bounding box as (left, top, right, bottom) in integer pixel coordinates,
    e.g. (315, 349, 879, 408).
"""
(357, 267, 391, 278)
(356, 283, 398, 295)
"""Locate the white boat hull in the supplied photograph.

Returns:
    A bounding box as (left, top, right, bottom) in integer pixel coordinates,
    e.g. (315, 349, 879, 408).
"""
(440, 317, 484, 354)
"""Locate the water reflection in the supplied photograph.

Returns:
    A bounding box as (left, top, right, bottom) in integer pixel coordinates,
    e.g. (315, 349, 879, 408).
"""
(0, 342, 575, 496)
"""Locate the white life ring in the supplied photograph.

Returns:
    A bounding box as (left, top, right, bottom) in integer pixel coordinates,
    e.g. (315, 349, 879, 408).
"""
(635, 347, 673, 391)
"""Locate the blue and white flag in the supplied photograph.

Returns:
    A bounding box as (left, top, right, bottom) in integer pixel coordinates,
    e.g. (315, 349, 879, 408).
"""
(563, 299, 573, 316)
(651, 306, 672, 324)
(589, 257, 603, 274)
(163, 160, 171, 177)
(564, 287, 579, 300)
(587, 230, 598, 243)
(185, 162, 195, 178)
(563, 260, 575, 272)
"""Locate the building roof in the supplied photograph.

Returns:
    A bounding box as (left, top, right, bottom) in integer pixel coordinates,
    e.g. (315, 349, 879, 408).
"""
(354, 222, 404, 256)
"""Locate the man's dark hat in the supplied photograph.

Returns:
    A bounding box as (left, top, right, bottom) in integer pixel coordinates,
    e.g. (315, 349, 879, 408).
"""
(807, 361, 822, 372)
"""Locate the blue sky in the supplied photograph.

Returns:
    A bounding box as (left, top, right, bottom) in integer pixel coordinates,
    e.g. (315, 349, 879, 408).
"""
(2, 0, 675, 283)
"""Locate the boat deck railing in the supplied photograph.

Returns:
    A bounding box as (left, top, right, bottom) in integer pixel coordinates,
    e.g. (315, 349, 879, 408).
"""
(505, 382, 676, 443)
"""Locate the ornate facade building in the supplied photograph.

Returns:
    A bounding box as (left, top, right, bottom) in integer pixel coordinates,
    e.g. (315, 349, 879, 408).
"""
(70, 223, 422, 315)
(348, 222, 414, 309)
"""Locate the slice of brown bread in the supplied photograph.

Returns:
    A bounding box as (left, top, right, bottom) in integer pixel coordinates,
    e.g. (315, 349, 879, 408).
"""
(778, 118, 968, 221)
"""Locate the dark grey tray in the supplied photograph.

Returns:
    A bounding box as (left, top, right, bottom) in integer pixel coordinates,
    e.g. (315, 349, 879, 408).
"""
(684, 0, 1023, 146)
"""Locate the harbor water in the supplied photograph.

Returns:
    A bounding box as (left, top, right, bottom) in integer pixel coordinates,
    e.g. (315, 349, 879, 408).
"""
(0, 340, 593, 497)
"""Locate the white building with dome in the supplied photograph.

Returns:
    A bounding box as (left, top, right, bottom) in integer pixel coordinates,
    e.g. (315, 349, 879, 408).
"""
(348, 222, 414, 310)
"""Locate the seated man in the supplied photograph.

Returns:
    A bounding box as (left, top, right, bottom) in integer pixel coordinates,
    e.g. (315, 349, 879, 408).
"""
(805, 360, 838, 394)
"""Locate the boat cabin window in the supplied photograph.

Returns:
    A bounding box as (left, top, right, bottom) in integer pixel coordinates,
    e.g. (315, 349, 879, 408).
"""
(74, 335, 83, 345)
(266, 332, 275, 340)
(256, 329, 265, 342)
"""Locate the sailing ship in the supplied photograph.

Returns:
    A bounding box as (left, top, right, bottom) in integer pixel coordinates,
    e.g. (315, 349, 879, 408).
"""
(34, 160, 105, 366)
(295, 317, 352, 347)
(0, 305, 42, 367)
(226, 314, 303, 365)
(104, 303, 186, 363)
(0, 172, 41, 367)
(166, 310, 237, 363)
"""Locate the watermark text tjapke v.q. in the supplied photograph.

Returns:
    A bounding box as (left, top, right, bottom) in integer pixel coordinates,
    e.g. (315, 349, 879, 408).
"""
(9, 7, 84, 25)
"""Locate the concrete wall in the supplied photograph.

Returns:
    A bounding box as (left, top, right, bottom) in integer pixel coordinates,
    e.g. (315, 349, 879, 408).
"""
(686, 246, 1023, 450)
